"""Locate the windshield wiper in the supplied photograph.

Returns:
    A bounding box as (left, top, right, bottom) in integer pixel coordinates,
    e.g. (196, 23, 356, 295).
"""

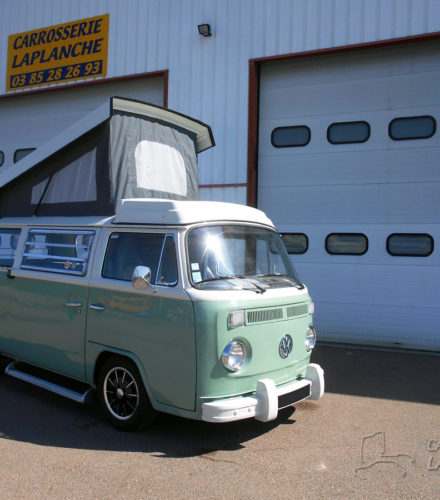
(197, 275, 267, 293)
(237, 276, 267, 294)
(197, 275, 237, 284)
(257, 273, 305, 290)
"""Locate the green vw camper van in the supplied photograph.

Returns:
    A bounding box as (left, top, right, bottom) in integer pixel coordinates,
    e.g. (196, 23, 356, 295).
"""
(0, 98, 323, 430)
(0, 198, 324, 430)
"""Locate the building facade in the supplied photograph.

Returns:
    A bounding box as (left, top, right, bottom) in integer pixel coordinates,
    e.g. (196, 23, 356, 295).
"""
(1, 0, 439, 350)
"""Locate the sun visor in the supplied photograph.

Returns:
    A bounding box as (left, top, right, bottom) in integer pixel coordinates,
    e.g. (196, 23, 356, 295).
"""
(0, 97, 214, 217)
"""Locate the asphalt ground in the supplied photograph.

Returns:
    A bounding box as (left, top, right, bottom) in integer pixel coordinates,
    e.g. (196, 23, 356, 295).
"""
(0, 345, 439, 499)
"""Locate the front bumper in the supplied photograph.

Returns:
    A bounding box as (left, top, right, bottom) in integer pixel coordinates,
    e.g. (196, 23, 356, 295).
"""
(202, 363, 324, 423)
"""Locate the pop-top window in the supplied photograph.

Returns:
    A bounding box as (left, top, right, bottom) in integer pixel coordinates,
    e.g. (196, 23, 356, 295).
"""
(387, 234, 433, 257)
(327, 121, 370, 144)
(389, 116, 436, 140)
(0, 229, 20, 267)
(102, 232, 177, 285)
(14, 148, 36, 163)
(0, 151, 4, 167)
(20, 229, 94, 275)
(271, 126, 311, 148)
(281, 233, 308, 254)
(326, 233, 368, 255)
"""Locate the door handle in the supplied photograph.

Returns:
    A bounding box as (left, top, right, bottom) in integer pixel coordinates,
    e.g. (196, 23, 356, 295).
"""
(89, 304, 105, 311)
(65, 302, 83, 308)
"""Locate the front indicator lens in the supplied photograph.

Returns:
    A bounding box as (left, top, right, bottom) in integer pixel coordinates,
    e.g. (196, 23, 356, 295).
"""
(305, 326, 317, 351)
(222, 340, 247, 372)
(228, 310, 245, 328)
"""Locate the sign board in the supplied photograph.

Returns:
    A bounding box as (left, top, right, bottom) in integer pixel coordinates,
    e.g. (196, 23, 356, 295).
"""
(6, 14, 109, 91)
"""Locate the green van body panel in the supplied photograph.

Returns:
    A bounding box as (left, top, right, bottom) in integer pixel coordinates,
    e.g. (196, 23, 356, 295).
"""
(86, 285, 197, 411)
(0, 272, 87, 380)
(193, 293, 313, 403)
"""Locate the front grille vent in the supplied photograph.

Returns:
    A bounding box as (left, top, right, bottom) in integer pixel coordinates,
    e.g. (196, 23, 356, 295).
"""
(286, 304, 308, 318)
(247, 308, 283, 324)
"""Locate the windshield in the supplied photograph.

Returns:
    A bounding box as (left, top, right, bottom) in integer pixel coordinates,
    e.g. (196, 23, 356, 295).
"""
(187, 225, 303, 291)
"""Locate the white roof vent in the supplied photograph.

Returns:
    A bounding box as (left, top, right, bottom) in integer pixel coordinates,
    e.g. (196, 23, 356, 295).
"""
(114, 199, 275, 227)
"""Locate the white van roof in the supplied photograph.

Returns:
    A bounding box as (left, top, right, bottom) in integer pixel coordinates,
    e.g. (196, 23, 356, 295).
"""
(0, 199, 275, 228)
(114, 199, 275, 227)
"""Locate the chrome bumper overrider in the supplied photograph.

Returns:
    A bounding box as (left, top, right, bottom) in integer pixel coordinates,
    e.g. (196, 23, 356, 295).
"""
(202, 363, 324, 423)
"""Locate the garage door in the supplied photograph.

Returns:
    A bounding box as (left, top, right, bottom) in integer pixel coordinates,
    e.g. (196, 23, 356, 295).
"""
(257, 40, 440, 350)
(0, 74, 165, 169)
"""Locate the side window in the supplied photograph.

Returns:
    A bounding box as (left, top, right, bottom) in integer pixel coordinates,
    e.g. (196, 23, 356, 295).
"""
(0, 228, 21, 267)
(326, 233, 368, 255)
(281, 233, 308, 254)
(20, 229, 94, 275)
(387, 233, 433, 257)
(102, 232, 177, 285)
(157, 235, 178, 285)
(14, 148, 36, 163)
(389, 116, 436, 140)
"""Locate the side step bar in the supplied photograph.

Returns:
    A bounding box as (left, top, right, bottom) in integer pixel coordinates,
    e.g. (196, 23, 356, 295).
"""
(5, 362, 93, 404)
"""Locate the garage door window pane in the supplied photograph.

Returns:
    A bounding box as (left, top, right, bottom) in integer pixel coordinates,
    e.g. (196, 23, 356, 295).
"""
(387, 234, 433, 257)
(281, 233, 308, 254)
(327, 121, 370, 144)
(271, 126, 311, 147)
(14, 148, 36, 163)
(389, 116, 436, 140)
(0, 151, 4, 167)
(326, 233, 368, 255)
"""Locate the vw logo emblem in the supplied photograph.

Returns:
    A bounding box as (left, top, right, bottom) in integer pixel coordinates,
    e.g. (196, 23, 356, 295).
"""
(279, 334, 293, 359)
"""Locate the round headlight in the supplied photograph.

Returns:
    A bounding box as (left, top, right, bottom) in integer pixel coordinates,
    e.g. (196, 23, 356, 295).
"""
(221, 340, 247, 372)
(305, 326, 317, 351)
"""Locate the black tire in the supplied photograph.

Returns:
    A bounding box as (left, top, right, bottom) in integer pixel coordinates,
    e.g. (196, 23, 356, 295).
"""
(97, 356, 157, 431)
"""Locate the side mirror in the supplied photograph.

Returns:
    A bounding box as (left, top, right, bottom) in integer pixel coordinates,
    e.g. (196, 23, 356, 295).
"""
(132, 265, 152, 290)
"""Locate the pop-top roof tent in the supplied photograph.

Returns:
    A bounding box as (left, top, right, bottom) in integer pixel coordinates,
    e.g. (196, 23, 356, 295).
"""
(0, 97, 214, 217)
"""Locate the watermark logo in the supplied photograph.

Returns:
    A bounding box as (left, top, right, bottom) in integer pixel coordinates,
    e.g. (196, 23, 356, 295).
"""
(428, 440, 440, 471)
(355, 431, 415, 477)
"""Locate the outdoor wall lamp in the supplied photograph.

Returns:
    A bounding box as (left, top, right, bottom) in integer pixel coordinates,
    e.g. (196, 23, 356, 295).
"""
(198, 24, 212, 37)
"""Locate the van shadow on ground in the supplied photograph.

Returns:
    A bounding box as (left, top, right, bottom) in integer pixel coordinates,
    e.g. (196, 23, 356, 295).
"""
(0, 344, 438, 455)
(0, 375, 296, 456)
(311, 344, 440, 405)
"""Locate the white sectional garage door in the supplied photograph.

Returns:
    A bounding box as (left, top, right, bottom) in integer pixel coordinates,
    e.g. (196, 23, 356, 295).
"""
(258, 40, 440, 351)
(0, 75, 164, 170)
